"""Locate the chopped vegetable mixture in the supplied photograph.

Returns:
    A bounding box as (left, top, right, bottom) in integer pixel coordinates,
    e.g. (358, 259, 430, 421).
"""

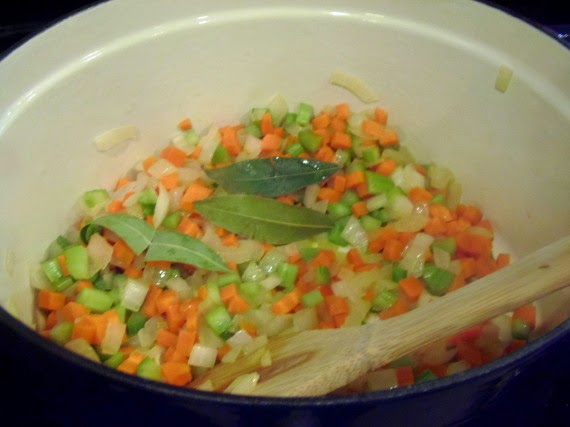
(34, 97, 536, 394)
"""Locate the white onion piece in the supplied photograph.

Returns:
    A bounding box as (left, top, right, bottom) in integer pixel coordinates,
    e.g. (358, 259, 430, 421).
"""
(145, 345, 165, 365)
(267, 93, 289, 125)
(198, 126, 221, 165)
(178, 160, 207, 186)
(242, 134, 262, 158)
(392, 164, 426, 192)
(446, 179, 462, 210)
(221, 347, 242, 364)
(330, 70, 379, 104)
(260, 274, 281, 290)
(224, 372, 260, 395)
(293, 308, 319, 332)
(101, 322, 126, 355)
(433, 247, 451, 270)
(392, 213, 429, 233)
(366, 194, 388, 211)
(168, 186, 184, 211)
(147, 158, 177, 179)
(113, 172, 149, 201)
(303, 184, 320, 209)
(259, 249, 287, 273)
(121, 278, 149, 311)
(152, 184, 170, 228)
(495, 65, 513, 93)
(189, 344, 217, 368)
(263, 315, 292, 337)
(227, 329, 254, 348)
(341, 216, 368, 250)
(343, 299, 371, 327)
(165, 277, 193, 299)
(399, 233, 434, 277)
(216, 240, 265, 264)
(242, 262, 266, 282)
(94, 125, 137, 152)
(29, 264, 51, 290)
(428, 165, 455, 190)
(389, 195, 414, 220)
(137, 316, 166, 349)
(87, 233, 113, 274)
(65, 338, 100, 362)
(243, 335, 268, 355)
(260, 349, 272, 367)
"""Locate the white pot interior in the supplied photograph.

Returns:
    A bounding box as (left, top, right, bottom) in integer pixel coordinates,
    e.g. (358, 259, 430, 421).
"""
(0, 0, 569, 336)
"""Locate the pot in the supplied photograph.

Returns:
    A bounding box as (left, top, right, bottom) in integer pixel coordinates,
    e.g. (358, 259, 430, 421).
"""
(0, 1, 569, 425)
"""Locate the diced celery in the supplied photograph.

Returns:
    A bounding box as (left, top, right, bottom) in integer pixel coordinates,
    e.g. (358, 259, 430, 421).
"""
(365, 171, 395, 195)
(432, 238, 457, 256)
(286, 142, 305, 157)
(115, 305, 127, 323)
(50, 321, 74, 345)
(298, 130, 322, 153)
(112, 273, 128, 289)
(328, 221, 349, 246)
(184, 129, 200, 146)
(299, 247, 319, 262)
(103, 352, 125, 369)
(250, 107, 268, 124)
(47, 235, 72, 258)
(359, 215, 382, 232)
(162, 211, 182, 229)
(301, 289, 324, 308)
(217, 271, 241, 287)
(83, 189, 110, 209)
(372, 289, 398, 312)
(340, 190, 360, 206)
(422, 263, 455, 296)
(205, 306, 233, 336)
(362, 146, 381, 167)
(41, 258, 64, 284)
(212, 144, 232, 165)
(138, 188, 158, 206)
(137, 357, 162, 381)
(315, 265, 331, 285)
(431, 194, 446, 205)
(76, 288, 114, 313)
(107, 287, 121, 306)
(327, 202, 352, 220)
(52, 276, 74, 292)
(296, 102, 314, 126)
(80, 223, 103, 244)
(392, 265, 407, 282)
(63, 245, 90, 280)
(245, 123, 262, 138)
(126, 311, 148, 336)
(415, 369, 438, 383)
(511, 318, 530, 340)
(369, 208, 392, 224)
(277, 263, 299, 289)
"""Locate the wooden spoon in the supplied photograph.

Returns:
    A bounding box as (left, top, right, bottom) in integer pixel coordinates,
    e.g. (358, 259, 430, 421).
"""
(191, 236, 570, 397)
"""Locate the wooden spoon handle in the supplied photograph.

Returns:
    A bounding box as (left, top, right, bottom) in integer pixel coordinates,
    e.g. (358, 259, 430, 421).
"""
(367, 236, 570, 366)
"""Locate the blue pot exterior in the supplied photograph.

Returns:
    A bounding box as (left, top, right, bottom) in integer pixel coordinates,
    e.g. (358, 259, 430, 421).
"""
(2, 307, 568, 426)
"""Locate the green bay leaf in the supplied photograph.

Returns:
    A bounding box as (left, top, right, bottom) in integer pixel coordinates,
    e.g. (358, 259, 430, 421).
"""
(205, 157, 340, 197)
(194, 195, 333, 245)
(145, 230, 230, 272)
(90, 214, 155, 255)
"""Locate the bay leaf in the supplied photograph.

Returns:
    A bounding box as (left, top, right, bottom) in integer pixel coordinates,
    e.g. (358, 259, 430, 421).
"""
(145, 230, 230, 272)
(205, 157, 340, 197)
(194, 195, 333, 245)
(90, 214, 155, 255)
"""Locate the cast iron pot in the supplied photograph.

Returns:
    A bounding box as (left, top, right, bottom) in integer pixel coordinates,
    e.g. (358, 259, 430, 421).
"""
(1, 1, 569, 425)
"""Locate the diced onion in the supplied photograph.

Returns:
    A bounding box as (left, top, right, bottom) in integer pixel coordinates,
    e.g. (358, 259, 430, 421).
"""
(165, 277, 193, 299)
(227, 329, 254, 348)
(366, 369, 398, 391)
(121, 278, 150, 311)
(189, 344, 218, 368)
(145, 345, 165, 365)
(433, 247, 451, 270)
(241, 262, 266, 282)
(259, 249, 287, 273)
(221, 347, 242, 364)
(389, 195, 414, 220)
(446, 179, 462, 210)
(428, 165, 455, 190)
(343, 299, 371, 327)
(392, 164, 426, 192)
(152, 184, 170, 228)
(65, 338, 100, 362)
(263, 315, 292, 337)
(260, 349, 272, 367)
(267, 94, 289, 125)
(224, 372, 260, 395)
(330, 70, 379, 103)
(293, 308, 319, 332)
(392, 213, 429, 233)
(341, 216, 368, 250)
(147, 158, 177, 179)
(137, 316, 166, 349)
(87, 232, 113, 274)
(495, 65, 513, 93)
(101, 322, 126, 355)
(243, 335, 268, 355)
(242, 134, 262, 159)
(399, 233, 434, 277)
(93, 125, 137, 152)
(198, 126, 221, 165)
(366, 194, 388, 211)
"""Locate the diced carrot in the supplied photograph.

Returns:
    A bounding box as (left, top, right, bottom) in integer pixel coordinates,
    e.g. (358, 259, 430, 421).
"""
(164, 346, 188, 363)
(161, 361, 192, 386)
(379, 298, 409, 320)
(313, 128, 331, 146)
(317, 187, 342, 203)
(345, 170, 366, 189)
(166, 304, 186, 332)
(45, 311, 59, 330)
(112, 239, 135, 268)
(368, 227, 400, 253)
(455, 340, 483, 367)
(160, 172, 180, 190)
(315, 145, 335, 163)
(330, 116, 347, 132)
(146, 260, 172, 269)
(374, 107, 388, 125)
(414, 164, 427, 176)
(333, 313, 347, 328)
(76, 280, 94, 292)
(140, 285, 163, 318)
(312, 112, 331, 130)
(399, 277, 424, 302)
(180, 179, 213, 212)
(89, 314, 109, 345)
(363, 288, 375, 302)
(107, 199, 124, 214)
(38, 289, 66, 311)
(310, 249, 336, 268)
(505, 340, 526, 354)
(120, 346, 136, 358)
(177, 216, 202, 238)
(118, 351, 146, 375)
(115, 177, 132, 190)
(346, 248, 365, 267)
(142, 156, 158, 172)
(378, 129, 399, 147)
(429, 204, 455, 222)
(455, 232, 492, 258)
(476, 219, 494, 233)
(424, 217, 448, 236)
(160, 145, 187, 167)
(460, 257, 477, 280)
(220, 126, 242, 157)
(474, 256, 497, 278)
(496, 253, 510, 269)
(456, 204, 483, 225)
(56, 254, 70, 277)
(217, 344, 232, 361)
(189, 145, 202, 159)
(333, 175, 347, 193)
(375, 159, 397, 176)
(221, 233, 239, 247)
(383, 238, 405, 262)
(445, 218, 471, 236)
(330, 131, 352, 149)
(240, 321, 257, 337)
(362, 119, 383, 139)
(448, 324, 484, 344)
(185, 304, 200, 331)
(260, 112, 274, 136)
(408, 187, 434, 204)
(124, 266, 143, 278)
(335, 103, 351, 120)
(396, 366, 414, 386)
(513, 305, 536, 329)
(175, 329, 197, 357)
(62, 302, 89, 321)
(220, 283, 239, 304)
(260, 133, 282, 153)
(156, 290, 180, 315)
(354, 183, 370, 198)
(448, 271, 466, 293)
(325, 295, 349, 316)
(351, 200, 368, 217)
(318, 320, 336, 329)
(227, 294, 251, 314)
(197, 285, 208, 301)
(271, 288, 302, 314)
(178, 118, 193, 131)
(72, 317, 96, 344)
